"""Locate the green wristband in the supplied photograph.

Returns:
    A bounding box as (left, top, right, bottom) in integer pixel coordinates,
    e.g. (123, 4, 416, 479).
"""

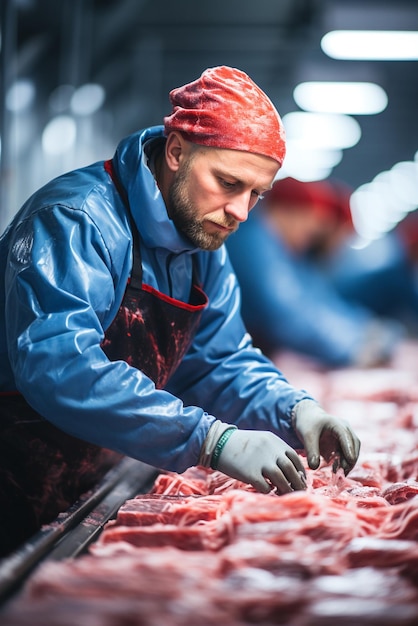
(210, 427, 237, 470)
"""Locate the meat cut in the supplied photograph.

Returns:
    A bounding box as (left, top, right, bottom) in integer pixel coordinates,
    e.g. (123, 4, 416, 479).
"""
(2, 341, 418, 625)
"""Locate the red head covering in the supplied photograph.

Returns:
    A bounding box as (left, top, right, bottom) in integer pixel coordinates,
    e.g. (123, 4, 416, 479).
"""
(396, 210, 418, 261)
(163, 66, 286, 166)
(263, 177, 353, 226)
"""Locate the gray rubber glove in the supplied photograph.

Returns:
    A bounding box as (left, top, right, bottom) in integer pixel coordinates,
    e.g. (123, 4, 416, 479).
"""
(292, 399, 361, 476)
(215, 429, 307, 495)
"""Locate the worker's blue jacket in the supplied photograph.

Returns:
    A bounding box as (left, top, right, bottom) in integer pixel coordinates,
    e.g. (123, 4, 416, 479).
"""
(226, 210, 382, 367)
(329, 232, 418, 325)
(0, 126, 312, 472)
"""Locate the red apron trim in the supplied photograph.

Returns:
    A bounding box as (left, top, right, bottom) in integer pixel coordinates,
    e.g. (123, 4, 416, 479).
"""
(142, 283, 208, 311)
(104, 159, 113, 178)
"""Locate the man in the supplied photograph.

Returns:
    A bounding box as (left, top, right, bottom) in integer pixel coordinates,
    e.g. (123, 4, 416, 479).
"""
(0, 66, 360, 555)
(226, 176, 401, 366)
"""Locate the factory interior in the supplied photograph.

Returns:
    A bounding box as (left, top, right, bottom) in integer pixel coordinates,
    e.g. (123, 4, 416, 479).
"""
(1, 1, 418, 624)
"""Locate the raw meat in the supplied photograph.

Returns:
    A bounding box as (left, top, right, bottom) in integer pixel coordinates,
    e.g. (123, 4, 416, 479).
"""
(2, 341, 418, 625)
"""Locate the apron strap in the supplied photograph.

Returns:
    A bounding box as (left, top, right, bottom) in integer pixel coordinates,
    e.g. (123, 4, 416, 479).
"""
(104, 159, 143, 289)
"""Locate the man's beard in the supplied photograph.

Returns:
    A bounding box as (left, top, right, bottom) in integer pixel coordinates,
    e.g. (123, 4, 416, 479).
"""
(167, 163, 235, 251)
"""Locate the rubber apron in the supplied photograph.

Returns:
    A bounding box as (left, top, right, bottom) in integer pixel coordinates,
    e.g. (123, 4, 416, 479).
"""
(0, 158, 208, 555)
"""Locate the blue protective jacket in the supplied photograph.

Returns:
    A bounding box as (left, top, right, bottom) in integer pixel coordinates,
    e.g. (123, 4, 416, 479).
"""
(328, 232, 418, 325)
(226, 210, 380, 367)
(0, 126, 312, 472)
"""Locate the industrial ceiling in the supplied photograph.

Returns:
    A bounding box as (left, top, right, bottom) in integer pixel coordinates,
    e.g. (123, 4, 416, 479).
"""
(1, 0, 417, 228)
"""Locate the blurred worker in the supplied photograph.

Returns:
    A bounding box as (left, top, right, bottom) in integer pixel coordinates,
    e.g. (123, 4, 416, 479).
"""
(329, 209, 418, 335)
(0, 67, 360, 556)
(226, 176, 402, 367)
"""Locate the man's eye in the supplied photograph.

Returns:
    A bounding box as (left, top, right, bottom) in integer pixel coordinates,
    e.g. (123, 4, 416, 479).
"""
(220, 179, 235, 189)
(252, 190, 264, 200)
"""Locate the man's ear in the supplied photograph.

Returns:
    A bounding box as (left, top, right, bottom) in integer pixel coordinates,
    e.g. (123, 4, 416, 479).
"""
(165, 131, 188, 172)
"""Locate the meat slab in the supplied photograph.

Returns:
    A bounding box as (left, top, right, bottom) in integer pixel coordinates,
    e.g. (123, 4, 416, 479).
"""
(2, 341, 418, 625)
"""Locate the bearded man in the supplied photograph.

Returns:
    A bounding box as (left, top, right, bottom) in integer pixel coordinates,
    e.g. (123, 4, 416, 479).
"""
(0, 66, 360, 556)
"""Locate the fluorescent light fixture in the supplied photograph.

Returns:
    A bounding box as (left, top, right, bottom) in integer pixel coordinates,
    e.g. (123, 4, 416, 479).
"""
(350, 184, 394, 240)
(284, 139, 343, 168)
(278, 138, 342, 181)
(70, 83, 106, 116)
(373, 172, 411, 220)
(42, 115, 76, 155)
(6, 79, 36, 113)
(388, 161, 418, 207)
(350, 158, 418, 240)
(278, 166, 333, 183)
(293, 81, 388, 115)
(282, 111, 361, 150)
(321, 30, 418, 60)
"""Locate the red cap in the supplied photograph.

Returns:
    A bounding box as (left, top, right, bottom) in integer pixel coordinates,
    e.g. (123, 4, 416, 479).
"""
(163, 66, 286, 166)
(396, 210, 418, 261)
(264, 177, 353, 226)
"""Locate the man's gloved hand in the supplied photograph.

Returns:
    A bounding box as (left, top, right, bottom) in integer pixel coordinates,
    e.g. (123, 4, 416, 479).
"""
(292, 399, 361, 475)
(215, 429, 308, 494)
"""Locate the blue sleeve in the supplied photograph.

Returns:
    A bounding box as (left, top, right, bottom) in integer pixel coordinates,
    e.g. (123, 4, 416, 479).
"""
(166, 246, 315, 450)
(4, 205, 214, 473)
(329, 234, 418, 319)
(226, 216, 372, 366)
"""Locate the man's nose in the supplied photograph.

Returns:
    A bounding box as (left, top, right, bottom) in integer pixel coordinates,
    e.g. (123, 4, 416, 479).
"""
(224, 192, 252, 223)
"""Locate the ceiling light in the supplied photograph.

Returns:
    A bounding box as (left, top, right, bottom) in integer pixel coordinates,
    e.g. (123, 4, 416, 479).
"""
(278, 138, 342, 181)
(277, 166, 333, 183)
(388, 161, 418, 207)
(321, 30, 418, 61)
(373, 172, 411, 220)
(350, 158, 418, 240)
(42, 116, 76, 155)
(293, 81, 388, 115)
(350, 184, 394, 240)
(70, 84, 106, 116)
(6, 79, 36, 113)
(282, 111, 361, 150)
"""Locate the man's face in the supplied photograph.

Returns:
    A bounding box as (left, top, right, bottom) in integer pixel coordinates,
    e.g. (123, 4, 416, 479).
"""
(166, 144, 278, 251)
(267, 205, 339, 255)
